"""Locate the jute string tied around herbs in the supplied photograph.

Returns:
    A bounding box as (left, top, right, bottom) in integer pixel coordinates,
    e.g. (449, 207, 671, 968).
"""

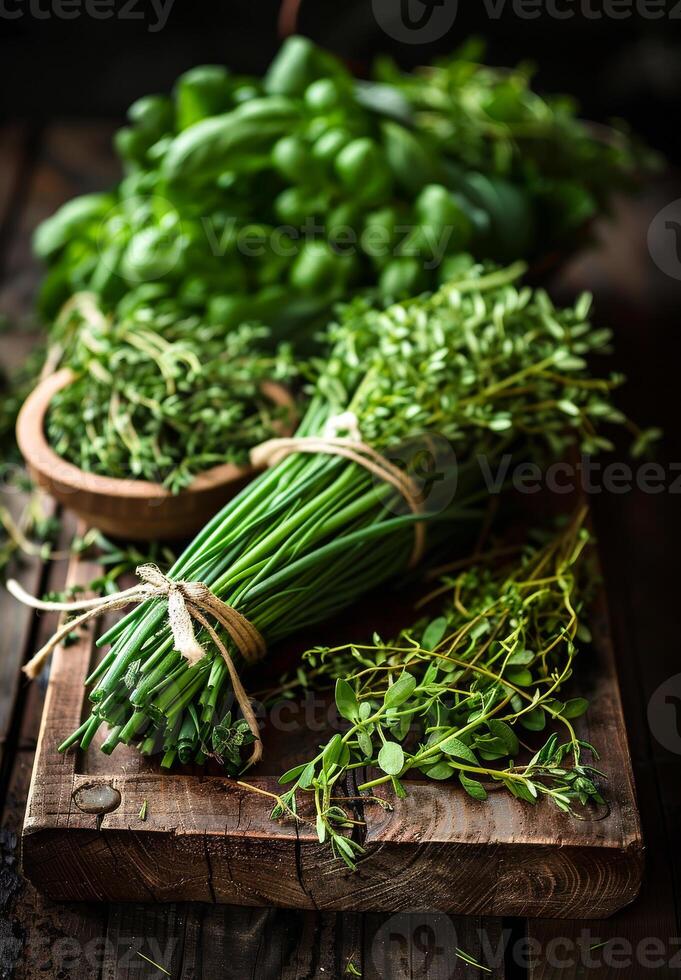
(7, 563, 267, 766)
(250, 411, 427, 568)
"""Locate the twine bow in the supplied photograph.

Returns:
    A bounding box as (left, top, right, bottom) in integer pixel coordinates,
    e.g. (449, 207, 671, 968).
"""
(8, 564, 267, 766)
(250, 412, 427, 567)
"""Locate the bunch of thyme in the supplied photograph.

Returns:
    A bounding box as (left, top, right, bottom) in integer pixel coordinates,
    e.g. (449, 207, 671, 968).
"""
(59, 260, 650, 767)
(273, 509, 604, 869)
(45, 293, 296, 492)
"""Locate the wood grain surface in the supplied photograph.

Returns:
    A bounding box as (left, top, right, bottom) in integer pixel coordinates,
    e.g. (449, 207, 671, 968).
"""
(1, 121, 679, 979)
(20, 544, 642, 917)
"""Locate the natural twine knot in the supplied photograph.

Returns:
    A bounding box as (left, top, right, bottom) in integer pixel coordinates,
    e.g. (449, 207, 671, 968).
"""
(8, 563, 267, 767)
(250, 412, 427, 567)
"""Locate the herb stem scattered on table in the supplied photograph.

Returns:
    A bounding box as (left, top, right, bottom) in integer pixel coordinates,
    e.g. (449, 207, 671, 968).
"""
(53, 260, 653, 769)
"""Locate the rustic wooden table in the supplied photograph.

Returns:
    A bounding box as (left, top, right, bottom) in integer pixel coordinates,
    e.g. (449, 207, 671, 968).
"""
(1, 123, 679, 979)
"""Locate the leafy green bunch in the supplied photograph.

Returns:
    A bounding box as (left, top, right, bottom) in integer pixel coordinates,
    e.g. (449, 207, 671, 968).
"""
(44, 293, 296, 492)
(58, 261, 645, 767)
(273, 509, 604, 869)
(33, 37, 647, 339)
(376, 38, 655, 252)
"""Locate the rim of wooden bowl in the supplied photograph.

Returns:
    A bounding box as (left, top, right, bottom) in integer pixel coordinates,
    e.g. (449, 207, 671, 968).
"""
(16, 367, 297, 501)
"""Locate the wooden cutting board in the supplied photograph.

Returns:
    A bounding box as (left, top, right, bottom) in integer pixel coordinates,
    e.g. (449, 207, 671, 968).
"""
(21, 535, 643, 918)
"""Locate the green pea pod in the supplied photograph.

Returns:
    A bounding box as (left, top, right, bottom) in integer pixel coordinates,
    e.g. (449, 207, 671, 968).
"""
(207, 293, 254, 329)
(272, 136, 322, 185)
(335, 138, 392, 205)
(33, 192, 114, 259)
(312, 128, 353, 165)
(381, 121, 437, 194)
(115, 127, 153, 168)
(362, 206, 399, 268)
(379, 256, 427, 299)
(174, 65, 233, 130)
(274, 187, 328, 226)
(408, 184, 473, 257)
(232, 95, 300, 122)
(290, 240, 351, 294)
(162, 102, 298, 186)
(120, 226, 185, 284)
(264, 34, 347, 97)
(304, 78, 349, 113)
(128, 94, 174, 139)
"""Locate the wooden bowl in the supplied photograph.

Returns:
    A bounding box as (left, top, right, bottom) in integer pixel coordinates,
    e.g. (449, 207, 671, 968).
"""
(16, 368, 296, 542)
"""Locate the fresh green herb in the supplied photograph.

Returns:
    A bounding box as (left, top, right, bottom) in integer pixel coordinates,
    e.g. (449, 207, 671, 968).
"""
(272, 509, 604, 869)
(45, 294, 296, 492)
(57, 262, 641, 767)
(34, 36, 648, 340)
(138, 799, 148, 821)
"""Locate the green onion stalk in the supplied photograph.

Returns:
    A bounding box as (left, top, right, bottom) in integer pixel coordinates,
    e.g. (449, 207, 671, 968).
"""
(59, 260, 644, 768)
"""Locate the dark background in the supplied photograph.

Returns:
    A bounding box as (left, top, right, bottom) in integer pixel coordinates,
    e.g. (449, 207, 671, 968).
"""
(1, 0, 680, 163)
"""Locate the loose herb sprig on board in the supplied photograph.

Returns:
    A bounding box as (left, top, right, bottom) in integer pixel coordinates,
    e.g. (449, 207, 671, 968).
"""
(45, 294, 296, 492)
(272, 509, 604, 869)
(58, 261, 650, 768)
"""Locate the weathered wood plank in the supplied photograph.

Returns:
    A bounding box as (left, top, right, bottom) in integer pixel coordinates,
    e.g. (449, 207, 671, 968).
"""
(21, 538, 642, 917)
(1, 513, 110, 980)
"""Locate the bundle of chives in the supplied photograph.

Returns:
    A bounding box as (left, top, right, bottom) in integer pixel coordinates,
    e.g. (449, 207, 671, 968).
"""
(59, 260, 636, 769)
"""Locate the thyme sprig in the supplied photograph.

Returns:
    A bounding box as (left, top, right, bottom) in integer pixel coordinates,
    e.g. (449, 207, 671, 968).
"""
(272, 509, 604, 870)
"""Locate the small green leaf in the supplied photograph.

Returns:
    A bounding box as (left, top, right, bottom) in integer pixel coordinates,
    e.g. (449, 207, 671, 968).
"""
(358, 701, 372, 721)
(439, 736, 478, 765)
(322, 734, 343, 773)
(557, 399, 581, 417)
(421, 760, 454, 780)
(299, 761, 316, 789)
(459, 772, 488, 800)
(357, 730, 373, 758)
(506, 649, 534, 665)
(335, 678, 359, 722)
(279, 762, 308, 785)
(560, 697, 589, 719)
(505, 667, 533, 686)
(384, 672, 416, 709)
(377, 741, 404, 776)
(391, 776, 408, 799)
(520, 706, 546, 731)
(316, 814, 327, 843)
(422, 616, 448, 650)
(488, 719, 520, 756)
